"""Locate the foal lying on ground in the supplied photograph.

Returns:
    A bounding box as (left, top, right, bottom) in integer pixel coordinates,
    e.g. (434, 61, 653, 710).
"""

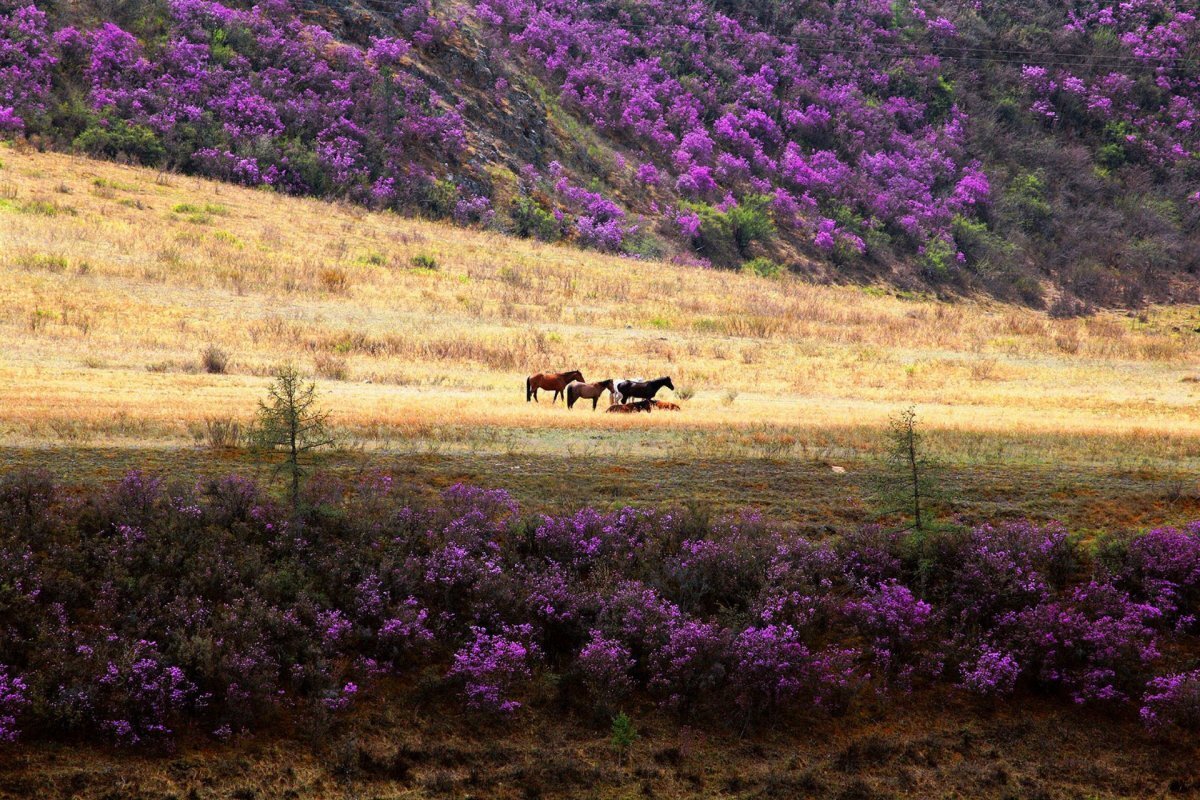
(606, 399, 655, 413)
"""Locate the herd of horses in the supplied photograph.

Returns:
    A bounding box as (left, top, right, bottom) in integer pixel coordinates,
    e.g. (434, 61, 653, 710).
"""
(525, 371, 678, 412)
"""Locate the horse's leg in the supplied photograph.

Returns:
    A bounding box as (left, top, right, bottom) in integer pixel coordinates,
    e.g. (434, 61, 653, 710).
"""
(592, 397, 598, 410)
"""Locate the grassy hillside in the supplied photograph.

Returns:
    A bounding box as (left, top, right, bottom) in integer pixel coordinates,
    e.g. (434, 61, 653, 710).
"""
(6, 0, 1200, 303)
(3, 145, 1200, 527)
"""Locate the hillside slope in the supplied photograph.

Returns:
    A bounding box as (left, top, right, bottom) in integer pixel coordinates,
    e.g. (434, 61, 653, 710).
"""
(3, 0, 1200, 305)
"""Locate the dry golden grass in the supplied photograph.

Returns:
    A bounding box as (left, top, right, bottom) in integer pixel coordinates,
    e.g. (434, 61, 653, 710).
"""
(2, 143, 1200, 473)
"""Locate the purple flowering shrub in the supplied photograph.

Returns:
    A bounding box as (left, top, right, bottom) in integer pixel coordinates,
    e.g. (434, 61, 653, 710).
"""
(3, 468, 1200, 744)
(646, 619, 730, 710)
(0, 3, 55, 132)
(576, 630, 635, 712)
(18, 0, 465, 207)
(449, 625, 540, 713)
(1141, 669, 1200, 733)
(993, 582, 1161, 703)
(663, 514, 773, 614)
(753, 536, 845, 636)
(1108, 524, 1200, 629)
(1019, 2, 1200, 167)
(0, 666, 28, 742)
(727, 625, 809, 718)
(844, 582, 936, 687)
(917, 521, 1077, 627)
(958, 647, 1021, 697)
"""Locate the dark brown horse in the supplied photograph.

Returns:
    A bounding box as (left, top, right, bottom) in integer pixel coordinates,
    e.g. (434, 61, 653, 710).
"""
(526, 370, 584, 403)
(615, 376, 674, 403)
(566, 379, 615, 410)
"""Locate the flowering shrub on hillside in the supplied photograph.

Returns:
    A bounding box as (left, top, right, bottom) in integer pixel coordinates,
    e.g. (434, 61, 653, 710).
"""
(4, 0, 1197, 284)
(475, 0, 989, 261)
(0, 3, 55, 132)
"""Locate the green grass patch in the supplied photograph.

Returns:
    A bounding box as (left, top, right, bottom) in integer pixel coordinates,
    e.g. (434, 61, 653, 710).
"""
(211, 230, 244, 248)
(3, 199, 78, 216)
(172, 202, 229, 216)
(92, 177, 137, 192)
(15, 253, 70, 272)
(356, 250, 389, 267)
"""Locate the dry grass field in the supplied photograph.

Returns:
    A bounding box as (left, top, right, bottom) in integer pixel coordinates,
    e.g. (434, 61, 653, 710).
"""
(3, 142, 1200, 527)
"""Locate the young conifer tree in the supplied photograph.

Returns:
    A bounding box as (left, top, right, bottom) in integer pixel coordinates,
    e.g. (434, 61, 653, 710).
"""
(252, 364, 334, 508)
(872, 406, 939, 531)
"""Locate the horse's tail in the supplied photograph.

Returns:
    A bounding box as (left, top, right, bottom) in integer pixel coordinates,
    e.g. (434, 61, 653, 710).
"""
(526, 376, 532, 402)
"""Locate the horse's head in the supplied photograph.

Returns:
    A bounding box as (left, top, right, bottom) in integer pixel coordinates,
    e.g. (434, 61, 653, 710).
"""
(567, 370, 584, 382)
(663, 376, 675, 391)
(601, 379, 615, 391)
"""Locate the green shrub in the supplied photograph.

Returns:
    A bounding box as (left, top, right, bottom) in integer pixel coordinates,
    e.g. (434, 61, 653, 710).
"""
(1096, 142, 1127, 170)
(920, 237, 957, 281)
(411, 253, 439, 270)
(172, 202, 227, 215)
(682, 194, 776, 266)
(742, 257, 784, 278)
(609, 712, 638, 756)
(422, 178, 458, 219)
(622, 230, 667, 260)
(928, 74, 955, 119)
(511, 195, 561, 242)
(16, 253, 69, 272)
(276, 138, 331, 196)
(726, 194, 775, 254)
(1003, 172, 1053, 235)
(74, 119, 165, 164)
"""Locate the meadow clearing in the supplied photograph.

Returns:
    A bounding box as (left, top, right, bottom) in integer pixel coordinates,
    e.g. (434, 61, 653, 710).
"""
(3, 143, 1200, 527)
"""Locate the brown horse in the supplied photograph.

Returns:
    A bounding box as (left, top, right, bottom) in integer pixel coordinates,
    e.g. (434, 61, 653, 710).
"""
(566, 379, 615, 410)
(526, 370, 584, 403)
